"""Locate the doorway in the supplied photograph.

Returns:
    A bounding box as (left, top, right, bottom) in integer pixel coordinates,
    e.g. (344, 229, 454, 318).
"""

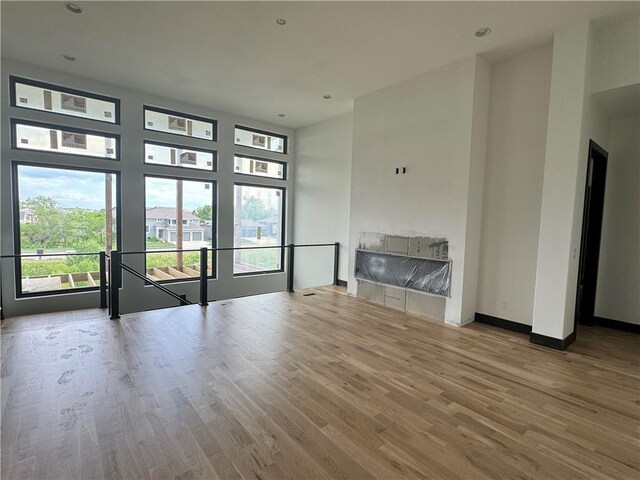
(575, 140, 608, 327)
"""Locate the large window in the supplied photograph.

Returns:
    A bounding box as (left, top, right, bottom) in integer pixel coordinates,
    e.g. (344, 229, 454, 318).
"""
(235, 126, 287, 154)
(144, 106, 216, 141)
(12, 120, 118, 159)
(145, 176, 216, 282)
(234, 184, 284, 274)
(10, 76, 119, 124)
(13, 164, 118, 296)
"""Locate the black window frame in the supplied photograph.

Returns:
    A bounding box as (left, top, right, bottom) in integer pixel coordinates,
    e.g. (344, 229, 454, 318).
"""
(234, 125, 288, 154)
(233, 153, 287, 180)
(143, 105, 218, 142)
(9, 75, 121, 124)
(233, 182, 286, 277)
(11, 118, 121, 161)
(143, 173, 218, 284)
(11, 161, 122, 298)
(143, 139, 218, 172)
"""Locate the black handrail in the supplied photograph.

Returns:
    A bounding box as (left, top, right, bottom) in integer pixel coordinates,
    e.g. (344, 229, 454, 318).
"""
(285, 243, 337, 249)
(109, 251, 121, 319)
(333, 241, 340, 286)
(120, 263, 192, 306)
(108, 248, 208, 319)
(0, 242, 341, 319)
(0, 251, 104, 259)
(99, 251, 108, 309)
(199, 247, 208, 307)
(0, 243, 337, 258)
(118, 242, 336, 256)
(286, 243, 295, 293)
(0, 265, 4, 321)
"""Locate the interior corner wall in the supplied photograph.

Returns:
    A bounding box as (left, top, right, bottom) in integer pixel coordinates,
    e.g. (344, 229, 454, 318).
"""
(595, 113, 640, 325)
(348, 56, 486, 325)
(293, 112, 353, 288)
(460, 55, 491, 326)
(477, 45, 553, 326)
(564, 26, 613, 333)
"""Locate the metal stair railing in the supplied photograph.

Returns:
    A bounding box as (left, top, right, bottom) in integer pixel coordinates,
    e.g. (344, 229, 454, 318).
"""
(1, 243, 340, 320)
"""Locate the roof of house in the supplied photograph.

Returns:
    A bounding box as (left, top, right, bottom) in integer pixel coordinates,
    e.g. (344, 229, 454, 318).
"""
(146, 207, 199, 220)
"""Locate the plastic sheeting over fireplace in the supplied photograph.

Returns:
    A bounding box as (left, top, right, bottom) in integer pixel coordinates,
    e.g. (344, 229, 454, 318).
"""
(355, 249, 451, 297)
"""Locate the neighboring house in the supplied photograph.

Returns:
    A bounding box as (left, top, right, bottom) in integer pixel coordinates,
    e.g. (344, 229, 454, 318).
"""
(237, 217, 280, 239)
(237, 218, 262, 238)
(19, 208, 37, 223)
(146, 207, 205, 243)
(261, 216, 281, 237)
(201, 221, 214, 242)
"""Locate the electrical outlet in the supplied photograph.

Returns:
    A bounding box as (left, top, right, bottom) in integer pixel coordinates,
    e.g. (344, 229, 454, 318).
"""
(501, 301, 508, 310)
(572, 247, 577, 259)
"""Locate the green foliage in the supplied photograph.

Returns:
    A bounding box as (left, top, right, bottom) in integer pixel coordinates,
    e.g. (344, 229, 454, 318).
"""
(146, 238, 173, 249)
(241, 196, 270, 221)
(239, 248, 279, 269)
(20, 196, 113, 252)
(20, 196, 64, 248)
(21, 257, 100, 277)
(65, 255, 102, 273)
(146, 252, 200, 269)
(193, 205, 212, 222)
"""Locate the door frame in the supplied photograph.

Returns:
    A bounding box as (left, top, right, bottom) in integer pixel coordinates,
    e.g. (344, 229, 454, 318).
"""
(574, 139, 608, 330)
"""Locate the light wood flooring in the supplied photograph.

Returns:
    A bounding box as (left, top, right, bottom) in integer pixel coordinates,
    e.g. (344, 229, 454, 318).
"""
(1, 286, 639, 480)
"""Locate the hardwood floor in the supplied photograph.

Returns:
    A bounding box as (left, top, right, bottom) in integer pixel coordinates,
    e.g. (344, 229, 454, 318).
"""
(2, 286, 639, 480)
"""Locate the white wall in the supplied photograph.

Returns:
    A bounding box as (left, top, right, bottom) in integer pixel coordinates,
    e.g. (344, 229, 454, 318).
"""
(1, 59, 295, 317)
(348, 55, 490, 325)
(477, 45, 553, 326)
(591, 15, 640, 94)
(595, 113, 640, 324)
(293, 112, 352, 288)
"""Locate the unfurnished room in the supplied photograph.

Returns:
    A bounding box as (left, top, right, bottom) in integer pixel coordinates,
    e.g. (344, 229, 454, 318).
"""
(0, 1, 639, 479)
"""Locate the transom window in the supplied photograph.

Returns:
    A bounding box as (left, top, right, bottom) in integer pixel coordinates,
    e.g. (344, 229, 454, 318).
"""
(12, 120, 118, 160)
(144, 141, 216, 171)
(235, 125, 287, 154)
(144, 106, 216, 141)
(10, 76, 119, 124)
(234, 154, 285, 179)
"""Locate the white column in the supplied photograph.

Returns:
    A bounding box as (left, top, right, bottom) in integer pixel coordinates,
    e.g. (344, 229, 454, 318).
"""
(532, 23, 591, 341)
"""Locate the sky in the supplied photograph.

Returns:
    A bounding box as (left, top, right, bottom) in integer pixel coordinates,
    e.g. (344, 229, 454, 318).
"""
(18, 165, 213, 211)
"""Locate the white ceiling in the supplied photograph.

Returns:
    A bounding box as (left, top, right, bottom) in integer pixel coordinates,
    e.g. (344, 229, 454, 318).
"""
(2, 1, 638, 129)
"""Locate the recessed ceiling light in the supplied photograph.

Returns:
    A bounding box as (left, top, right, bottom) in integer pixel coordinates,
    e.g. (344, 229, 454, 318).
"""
(276, 18, 286, 25)
(475, 27, 492, 38)
(64, 3, 82, 14)
(62, 54, 76, 62)
(322, 94, 332, 100)
(278, 114, 286, 117)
